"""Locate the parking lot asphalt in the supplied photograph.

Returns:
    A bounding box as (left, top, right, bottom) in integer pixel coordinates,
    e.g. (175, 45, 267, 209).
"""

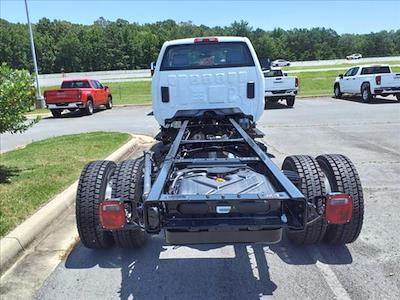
(3, 96, 400, 299)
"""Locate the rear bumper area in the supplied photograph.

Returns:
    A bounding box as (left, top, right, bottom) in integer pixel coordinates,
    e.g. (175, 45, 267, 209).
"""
(47, 102, 84, 109)
(144, 194, 307, 244)
(374, 87, 400, 95)
(265, 89, 297, 97)
(165, 228, 283, 244)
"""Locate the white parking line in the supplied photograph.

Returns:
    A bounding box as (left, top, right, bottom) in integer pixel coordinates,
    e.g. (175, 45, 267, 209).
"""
(246, 245, 260, 280)
(311, 248, 352, 300)
(159, 245, 236, 259)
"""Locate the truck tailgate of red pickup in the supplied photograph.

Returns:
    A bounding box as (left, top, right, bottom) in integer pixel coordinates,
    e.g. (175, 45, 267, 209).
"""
(44, 89, 81, 104)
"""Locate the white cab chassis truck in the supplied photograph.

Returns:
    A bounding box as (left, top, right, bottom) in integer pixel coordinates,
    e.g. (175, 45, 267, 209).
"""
(75, 37, 364, 247)
(334, 65, 400, 102)
(264, 68, 298, 108)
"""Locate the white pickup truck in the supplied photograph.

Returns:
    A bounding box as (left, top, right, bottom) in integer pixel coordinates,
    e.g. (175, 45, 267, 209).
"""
(334, 65, 400, 102)
(264, 68, 298, 108)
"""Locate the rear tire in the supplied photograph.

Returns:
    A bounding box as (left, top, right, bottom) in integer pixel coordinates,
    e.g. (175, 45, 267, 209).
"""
(84, 99, 94, 115)
(361, 83, 372, 103)
(396, 93, 400, 102)
(286, 96, 295, 108)
(105, 96, 113, 109)
(76, 160, 116, 249)
(50, 109, 62, 118)
(316, 154, 364, 244)
(282, 155, 327, 244)
(334, 84, 342, 99)
(112, 158, 148, 248)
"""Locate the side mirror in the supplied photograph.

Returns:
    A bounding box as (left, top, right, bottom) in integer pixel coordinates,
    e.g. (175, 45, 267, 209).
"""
(339, 74, 343, 79)
(150, 62, 156, 76)
(284, 73, 288, 76)
(104, 85, 109, 89)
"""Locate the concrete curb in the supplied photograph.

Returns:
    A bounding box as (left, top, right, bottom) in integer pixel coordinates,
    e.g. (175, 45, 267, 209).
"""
(0, 134, 154, 274)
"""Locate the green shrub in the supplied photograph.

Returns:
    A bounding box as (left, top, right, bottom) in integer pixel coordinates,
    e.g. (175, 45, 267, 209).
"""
(0, 63, 37, 134)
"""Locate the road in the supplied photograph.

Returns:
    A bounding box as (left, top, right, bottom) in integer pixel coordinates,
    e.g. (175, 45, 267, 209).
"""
(289, 56, 400, 67)
(2, 97, 400, 299)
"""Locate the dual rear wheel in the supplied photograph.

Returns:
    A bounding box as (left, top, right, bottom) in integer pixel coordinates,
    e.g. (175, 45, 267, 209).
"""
(76, 154, 364, 248)
(76, 158, 147, 249)
(282, 154, 364, 245)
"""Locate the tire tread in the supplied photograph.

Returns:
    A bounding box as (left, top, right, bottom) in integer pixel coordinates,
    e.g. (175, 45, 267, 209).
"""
(112, 159, 147, 248)
(316, 154, 364, 244)
(76, 160, 115, 249)
(282, 155, 327, 244)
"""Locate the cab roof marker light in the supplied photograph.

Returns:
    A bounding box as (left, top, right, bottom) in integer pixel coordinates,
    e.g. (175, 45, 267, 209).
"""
(194, 37, 219, 43)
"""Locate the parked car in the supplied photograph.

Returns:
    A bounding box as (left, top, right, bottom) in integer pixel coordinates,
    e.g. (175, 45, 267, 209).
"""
(333, 65, 400, 102)
(43, 79, 112, 117)
(271, 59, 291, 67)
(346, 53, 362, 60)
(264, 68, 298, 107)
(75, 36, 364, 249)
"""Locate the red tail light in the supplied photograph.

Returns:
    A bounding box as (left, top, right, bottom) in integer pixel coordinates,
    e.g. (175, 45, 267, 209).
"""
(99, 200, 125, 230)
(325, 193, 353, 224)
(194, 37, 218, 43)
(375, 75, 381, 85)
(295, 77, 299, 87)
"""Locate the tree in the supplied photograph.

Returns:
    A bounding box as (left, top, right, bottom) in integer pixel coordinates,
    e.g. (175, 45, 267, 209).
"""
(1, 18, 399, 72)
(0, 64, 37, 134)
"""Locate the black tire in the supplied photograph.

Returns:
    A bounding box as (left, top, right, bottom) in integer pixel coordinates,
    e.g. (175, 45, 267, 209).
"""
(50, 109, 62, 118)
(105, 95, 113, 109)
(396, 93, 400, 102)
(84, 99, 94, 115)
(112, 158, 148, 248)
(316, 154, 364, 244)
(282, 155, 327, 244)
(286, 96, 295, 108)
(361, 83, 372, 103)
(334, 83, 342, 99)
(76, 160, 116, 249)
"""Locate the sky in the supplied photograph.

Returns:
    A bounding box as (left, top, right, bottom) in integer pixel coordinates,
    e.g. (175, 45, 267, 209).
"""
(1, 0, 400, 34)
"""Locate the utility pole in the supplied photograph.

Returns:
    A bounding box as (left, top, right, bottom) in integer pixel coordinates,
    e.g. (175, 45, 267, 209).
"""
(24, 0, 45, 108)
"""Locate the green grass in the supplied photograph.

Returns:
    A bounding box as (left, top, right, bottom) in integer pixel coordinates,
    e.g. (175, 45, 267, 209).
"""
(295, 70, 340, 96)
(0, 132, 130, 237)
(107, 81, 151, 105)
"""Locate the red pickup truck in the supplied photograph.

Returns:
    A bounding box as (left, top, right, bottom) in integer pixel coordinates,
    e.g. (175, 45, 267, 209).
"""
(44, 79, 112, 117)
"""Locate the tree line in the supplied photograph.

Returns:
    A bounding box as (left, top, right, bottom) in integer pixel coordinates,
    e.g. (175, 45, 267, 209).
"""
(1, 18, 399, 74)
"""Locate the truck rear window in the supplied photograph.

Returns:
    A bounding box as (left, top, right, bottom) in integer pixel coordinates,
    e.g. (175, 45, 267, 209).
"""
(360, 66, 391, 75)
(160, 42, 255, 71)
(264, 70, 283, 77)
(61, 80, 90, 88)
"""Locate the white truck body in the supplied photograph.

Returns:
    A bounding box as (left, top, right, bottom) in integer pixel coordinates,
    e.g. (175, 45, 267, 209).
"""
(264, 68, 298, 98)
(151, 37, 265, 126)
(334, 65, 400, 102)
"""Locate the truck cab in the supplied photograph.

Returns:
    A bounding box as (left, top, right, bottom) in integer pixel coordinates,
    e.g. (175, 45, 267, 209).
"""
(151, 37, 265, 127)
